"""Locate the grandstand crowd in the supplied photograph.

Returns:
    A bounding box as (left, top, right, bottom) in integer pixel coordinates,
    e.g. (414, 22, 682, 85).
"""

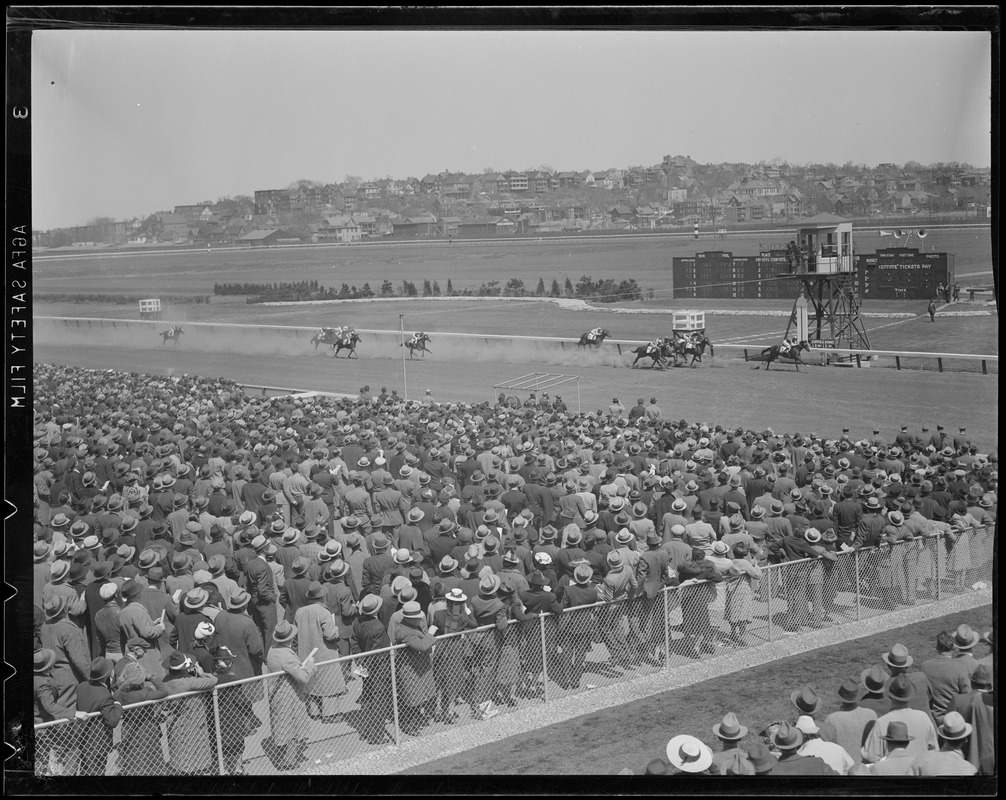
(30, 365, 996, 775)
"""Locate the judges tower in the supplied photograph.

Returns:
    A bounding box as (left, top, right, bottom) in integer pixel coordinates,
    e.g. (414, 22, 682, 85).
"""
(781, 213, 871, 351)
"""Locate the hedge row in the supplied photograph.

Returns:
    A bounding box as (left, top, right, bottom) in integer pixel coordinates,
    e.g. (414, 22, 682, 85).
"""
(33, 294, 211, 305)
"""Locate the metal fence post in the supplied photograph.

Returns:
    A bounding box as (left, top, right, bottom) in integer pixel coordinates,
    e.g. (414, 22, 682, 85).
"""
(936, 535, 943, 601)
(766, 565, 774, 642)
(539, 613, 549, 704)
(389, 647, 401, 745)
(211, 686, 226, 775)
(663, 589, 671, 670)
(854, 550, 862, 622)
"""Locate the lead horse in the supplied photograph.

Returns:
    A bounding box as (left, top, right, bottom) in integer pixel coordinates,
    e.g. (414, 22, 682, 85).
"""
(159, 326, 184, 346)
(756, 341, 811, 371)
(402, 332, 432, 359)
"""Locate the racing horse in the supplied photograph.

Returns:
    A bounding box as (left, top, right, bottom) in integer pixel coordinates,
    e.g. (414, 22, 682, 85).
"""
(402, 332, 432, 359)
(674, 334, 715, 367)
(159, 326, 184, 346)
(331, 331, 362, 359)
(310, 328, 339, 350)
(756, 340, 811, 371)
(576, 328, 610, 349)
(630, 339, 677, 369)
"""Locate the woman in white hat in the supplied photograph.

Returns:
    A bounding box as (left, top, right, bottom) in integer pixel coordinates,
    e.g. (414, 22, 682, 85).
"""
(265, 620, 316, 769)
(429, 587, 477, 724)
(666, 734, 714, 775)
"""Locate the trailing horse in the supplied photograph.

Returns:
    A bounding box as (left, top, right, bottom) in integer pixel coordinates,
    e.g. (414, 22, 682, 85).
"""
(402, 332, 432, 359)
(159, 326, 184, 346)
(576, 329, 610, 349)
(630, 340, 676, 369)
(331, 331, 362, 358)
(755, 341, 810, 371)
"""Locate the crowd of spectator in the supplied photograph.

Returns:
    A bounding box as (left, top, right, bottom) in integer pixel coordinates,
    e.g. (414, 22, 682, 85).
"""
(30, 365, 996, 775)
(633, 624, 993, 776)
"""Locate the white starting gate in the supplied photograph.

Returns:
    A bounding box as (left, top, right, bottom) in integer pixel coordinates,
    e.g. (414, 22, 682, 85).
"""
(672, 310, 705, 333)
(139, 298, 162, 320)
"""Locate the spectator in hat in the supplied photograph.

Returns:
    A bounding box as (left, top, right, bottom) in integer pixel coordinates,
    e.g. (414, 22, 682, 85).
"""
(189, 621, 220, 674)
(33, 647, 76, 775)
(634, 532, 672, 666)
(561, 564, 599, 688)
(744, 741, 777, 776)
(170, 587, 211, 656)
(351, 594, 393, 744)
(264, 620, 316, 769)
(208, 644, 258, 775)
(40, 595, 90, 717)
(74, 657, 123, 775)
(93, 582, 123, 663)
(910, 711, 977, 775)
(921, 630, 974, 723)
(710, 712, 749, 774)
(430, 587, 478, 724)
(392, 601, 438, 734)
(769, 721, 839, 775)
(519, 571, 565, 696)
(794, 715, 854, 774)
(162, 650, 218, 775)
(868, 720, 917, 776)
(295, 580, 346, 719)
(245, 534, 278, 644)
(949, 663, 994, 775)
(859, 664, 892, 717)
(361, 533, 395, 598)
(951, 623, 982, 676)
(213, 589, 265, 700)
(665, 734, 714, 775)
(880, 643, 934, 716)
(677, 548, 724, 658)
(862, 673, 939, 763)
(467, 574, 508, 719)
(823, 677, 878, 766)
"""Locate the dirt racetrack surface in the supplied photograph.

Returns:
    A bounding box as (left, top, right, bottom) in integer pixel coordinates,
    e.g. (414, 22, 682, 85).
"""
(34, 323, 998, 450)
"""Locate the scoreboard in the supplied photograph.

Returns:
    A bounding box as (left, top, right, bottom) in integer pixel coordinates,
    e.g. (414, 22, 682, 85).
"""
(854, 248, 955, 300)
(672, 247, 953, 300)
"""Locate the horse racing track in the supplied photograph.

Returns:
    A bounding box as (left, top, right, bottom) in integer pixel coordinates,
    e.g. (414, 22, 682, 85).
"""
(32, 312, 998, 451)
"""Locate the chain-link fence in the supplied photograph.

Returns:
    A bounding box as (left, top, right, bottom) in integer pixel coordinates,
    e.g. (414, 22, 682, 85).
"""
(33, 528, 994, 775)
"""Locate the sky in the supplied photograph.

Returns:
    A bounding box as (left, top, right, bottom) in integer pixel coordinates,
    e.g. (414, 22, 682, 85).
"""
(30, 28, 992, 230)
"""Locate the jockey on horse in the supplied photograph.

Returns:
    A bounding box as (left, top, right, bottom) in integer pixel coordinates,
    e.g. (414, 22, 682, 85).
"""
(778, 334, 799, 357)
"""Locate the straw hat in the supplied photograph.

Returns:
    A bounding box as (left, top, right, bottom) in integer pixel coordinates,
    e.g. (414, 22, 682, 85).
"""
(665, 735, 713, 773)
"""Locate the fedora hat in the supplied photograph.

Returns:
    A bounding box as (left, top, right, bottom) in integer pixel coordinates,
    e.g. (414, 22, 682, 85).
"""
(325, 559, 350, 580)
(49, 559, 70, 582)
(937, 711, 973, 741)
(227, 589, 251, 610)
(43, 594, 68, 620)
(614, 528, 634, 546)
(445, 588, 468, 604)
(359, 594, 383, 616)
(399, 600, 423, 620)
(631, 502, 648, 519)
(804, 528, 822, 544)
(837, 676, 866, 704)
(881, 643, 913, 669)
(371, 533, 390, 552)
(770, 721, 804, 751)
(171, 553, 192, 572)
(745, 741, 777, 775)
(34, 648, 56, 674)
(750, 505, 766, 520)
(670, 498, 687, 513)
(50, 513, 71, 529)
(272, 620, 297, 643)
(528, 570, 548, 588)
(794, 715, 820, 736)
(121, 579, 143, 600)
(479, 574, 501, 595)
(437, 518, 456, 535)
(305, 581, 326, 602)
(606, 550, 623, 568)
(88, 657, 114, 683)
(183, 587, 209, 610)
(137, 549, 159, 570)
(406, 507, 425, 524)
(881, 720, 915, 742)
(33, 541, 53, 562)
(573, 564, 592, 585)
(665, 735, 713, 773)
(711, 540, 729, 556)
(393, 548, 413, 566)
(290, 556, 310, 576)
(953, 624, 980, 650)
(268, 519, 287, 536)
(790, 686, 822, 715)
(712, 712, 748, 741)
(91, 561, 113, 581)
(884, 672, 917, 703)
(281, 527, 300, 545)
(970, 663, 992, 688)
(438, 555, 459, 574)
